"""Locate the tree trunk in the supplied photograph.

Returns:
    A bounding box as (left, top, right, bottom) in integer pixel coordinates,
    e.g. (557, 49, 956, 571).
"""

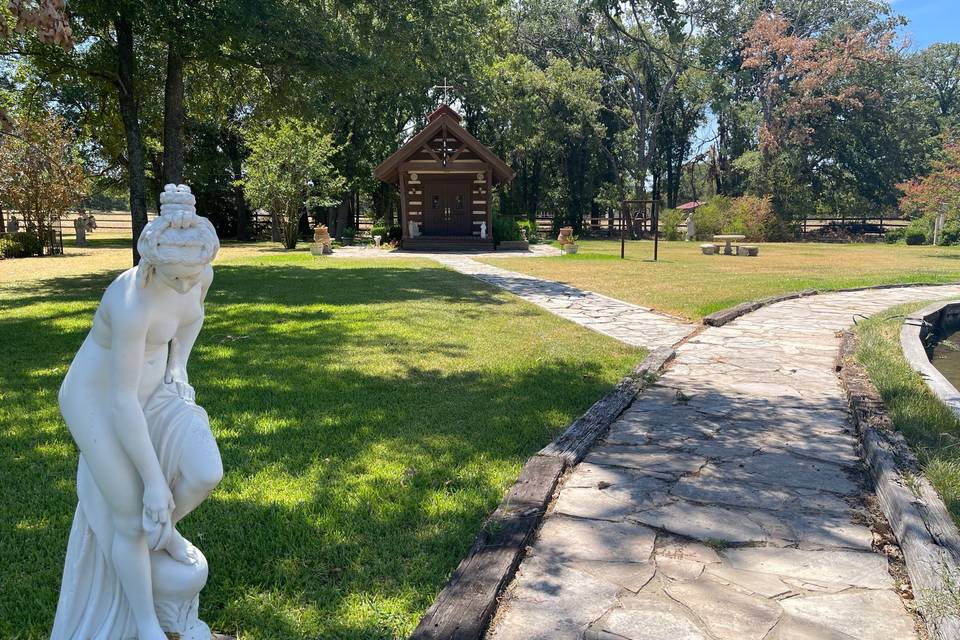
(116, 12, 148, 265)
(162, 42, 185, 186)
(333, 193, 351, 239)
(234, 184, 250, 240)
(283, 207, 301, 249)
(270, 211, 281, 242)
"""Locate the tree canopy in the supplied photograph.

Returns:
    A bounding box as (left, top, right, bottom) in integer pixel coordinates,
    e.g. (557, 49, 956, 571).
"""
(1, 0, 957, 249)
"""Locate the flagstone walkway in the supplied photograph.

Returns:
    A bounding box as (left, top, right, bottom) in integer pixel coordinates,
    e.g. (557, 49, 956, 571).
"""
(486, 284, 960, 640)
(431, 255, 695, 349)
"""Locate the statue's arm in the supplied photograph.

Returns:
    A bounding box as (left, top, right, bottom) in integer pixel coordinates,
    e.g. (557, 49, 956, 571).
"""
(111, 308, 176, 546)
(110, 318, 164, 486)
(166, 266, 213, 385)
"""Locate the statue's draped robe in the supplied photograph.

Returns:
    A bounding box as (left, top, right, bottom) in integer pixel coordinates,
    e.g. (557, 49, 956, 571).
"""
(52, 384, 210, 640)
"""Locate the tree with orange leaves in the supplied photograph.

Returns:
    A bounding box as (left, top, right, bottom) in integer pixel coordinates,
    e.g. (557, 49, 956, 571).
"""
(740, 11, 891, 166)
(898, 139, 960, 222)
(0, 111, 87, 252)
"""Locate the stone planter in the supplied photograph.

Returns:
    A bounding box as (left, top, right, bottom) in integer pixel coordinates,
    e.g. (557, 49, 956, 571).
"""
(562, 243, 579, 255)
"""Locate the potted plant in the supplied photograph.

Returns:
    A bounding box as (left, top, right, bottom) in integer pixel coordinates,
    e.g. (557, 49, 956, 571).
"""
(342, 226, 356, 246)
(558, 226, 578, 254)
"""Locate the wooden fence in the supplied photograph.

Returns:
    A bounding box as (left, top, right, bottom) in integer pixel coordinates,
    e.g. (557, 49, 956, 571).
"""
(798, 215, 909, 236)
(40, 209, 909, 241)
(54, 210, 158, 238)
(528, 211, 910, 239)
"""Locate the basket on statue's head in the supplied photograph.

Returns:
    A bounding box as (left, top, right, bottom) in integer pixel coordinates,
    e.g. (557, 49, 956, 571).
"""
(139, 184, 219, 268)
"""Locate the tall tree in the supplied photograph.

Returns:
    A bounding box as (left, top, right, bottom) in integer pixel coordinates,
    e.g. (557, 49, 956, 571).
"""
(912, 43, 960, 129)
(114, 7, 149, 263)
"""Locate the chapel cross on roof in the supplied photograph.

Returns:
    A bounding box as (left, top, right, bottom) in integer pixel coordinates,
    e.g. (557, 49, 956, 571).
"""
(432, 78, 454, 104)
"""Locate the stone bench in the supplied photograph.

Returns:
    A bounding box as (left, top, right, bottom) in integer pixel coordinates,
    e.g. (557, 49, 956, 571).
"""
(737, 245, 759, 257)
(700, 243, 718, 255)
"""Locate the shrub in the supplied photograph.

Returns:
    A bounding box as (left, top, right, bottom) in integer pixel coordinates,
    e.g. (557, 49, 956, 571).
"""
(0, 232, 42, 258)
(692, 196, 730, 240)
(941, 220, 960, 245)
(729, 195, 778, 241)
(370, 223, 387, 240)
(517, 218, 537, 242)
(493, 214, 521, 241)
(904, 217, 930, 245)
(905, 230, 927, 245)
(388, 225, 402, 242)
(692, 195, 779, 241)
(885, 228, 904, 244)
(659, 208, 685, 241)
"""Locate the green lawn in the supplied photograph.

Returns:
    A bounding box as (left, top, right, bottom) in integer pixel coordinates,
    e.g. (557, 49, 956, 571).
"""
(855, 304, 960, 527)
(485, 240, 960, 319)
(0, 252, 642, 639)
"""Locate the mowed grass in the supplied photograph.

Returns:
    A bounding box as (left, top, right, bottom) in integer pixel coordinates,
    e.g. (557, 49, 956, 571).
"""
(855, 304, 960, 527)
(0, 252, 642, 639)
(484, 240, 960, 319)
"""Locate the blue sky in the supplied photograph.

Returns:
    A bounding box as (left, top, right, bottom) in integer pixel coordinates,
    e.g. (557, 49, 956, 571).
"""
(894, 0, 959, 49)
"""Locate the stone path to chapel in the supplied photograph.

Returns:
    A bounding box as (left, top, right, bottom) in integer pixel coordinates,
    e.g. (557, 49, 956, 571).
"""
(431, 255, 696, 349)
(483, 283, 960, 640)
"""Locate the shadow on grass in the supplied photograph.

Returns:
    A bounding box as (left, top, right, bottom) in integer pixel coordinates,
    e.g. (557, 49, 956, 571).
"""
(0, 260, 636, 639)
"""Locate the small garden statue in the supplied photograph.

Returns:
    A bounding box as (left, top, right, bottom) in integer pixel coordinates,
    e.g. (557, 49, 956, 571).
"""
(558, 226, 578, 254)
(73, 212, 96, 247)
(6, 214, 19, 232)
(480, 221, 487, 239)
(409, 221, 422, 237)
(52, 183, 223, 640)
(374, 234, 382, 248)
(311, 224, 333, 255)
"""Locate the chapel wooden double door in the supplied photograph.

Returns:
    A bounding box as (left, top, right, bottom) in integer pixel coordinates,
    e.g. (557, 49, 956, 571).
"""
(422, 178, 473, 236)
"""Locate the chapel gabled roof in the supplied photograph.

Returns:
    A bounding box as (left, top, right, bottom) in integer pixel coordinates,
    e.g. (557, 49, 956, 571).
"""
(373, 106, 514, 185)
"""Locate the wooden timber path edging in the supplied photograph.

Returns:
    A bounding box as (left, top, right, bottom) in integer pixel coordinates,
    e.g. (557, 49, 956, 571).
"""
(484, 283, 960, 640)
(409, 346, 676, 640)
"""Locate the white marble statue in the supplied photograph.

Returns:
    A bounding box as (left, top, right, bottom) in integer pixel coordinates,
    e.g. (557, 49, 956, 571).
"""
(409, 220, 421, 238)
(53, 184, 222, 640)
(480, 221, 487, 239)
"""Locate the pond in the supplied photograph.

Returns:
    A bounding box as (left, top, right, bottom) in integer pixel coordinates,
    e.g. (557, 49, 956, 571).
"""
(932, 328, 960, 386)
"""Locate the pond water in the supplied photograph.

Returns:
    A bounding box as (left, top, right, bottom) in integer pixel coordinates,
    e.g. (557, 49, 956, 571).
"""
(932, 328, 960, 386)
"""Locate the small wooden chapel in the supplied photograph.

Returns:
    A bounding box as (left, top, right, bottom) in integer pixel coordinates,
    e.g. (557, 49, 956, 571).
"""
(374, 104, 514, 250)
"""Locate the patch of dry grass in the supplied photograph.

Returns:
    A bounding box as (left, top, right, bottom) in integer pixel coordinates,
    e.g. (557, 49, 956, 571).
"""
(0, 239, 309, 285)
(483, 240, 960, 319)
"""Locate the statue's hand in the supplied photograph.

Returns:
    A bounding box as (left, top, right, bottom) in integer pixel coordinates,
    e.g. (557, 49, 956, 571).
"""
(142, 482, 176, 551)
(174, 380, 196, 403)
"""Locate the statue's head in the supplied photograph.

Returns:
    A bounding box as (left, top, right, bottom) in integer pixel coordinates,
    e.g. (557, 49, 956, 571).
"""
(136, 184, 219, 293)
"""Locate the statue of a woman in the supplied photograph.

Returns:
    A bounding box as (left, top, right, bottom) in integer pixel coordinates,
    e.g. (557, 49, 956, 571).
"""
(53, 184, 222, 640)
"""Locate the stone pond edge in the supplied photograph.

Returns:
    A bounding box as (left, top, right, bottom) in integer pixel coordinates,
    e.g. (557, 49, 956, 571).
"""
(838, 330, 960, 640)
(703, 281, 960, 327)
(901, 301, 960, 420)
(408, 346, 676, 640)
